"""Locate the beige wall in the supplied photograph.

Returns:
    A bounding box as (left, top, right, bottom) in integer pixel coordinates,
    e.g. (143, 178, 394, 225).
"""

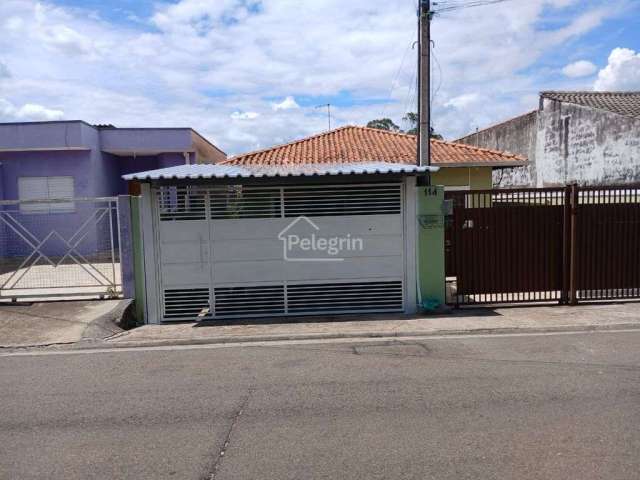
(431, 167, 493, 189)
(192, 131, 227, 164)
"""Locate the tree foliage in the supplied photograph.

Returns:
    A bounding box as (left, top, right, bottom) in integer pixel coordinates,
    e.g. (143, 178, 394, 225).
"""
(402, 112, 442, 139)
(367, 113, 442, 139)
(366, 118, 401, 132)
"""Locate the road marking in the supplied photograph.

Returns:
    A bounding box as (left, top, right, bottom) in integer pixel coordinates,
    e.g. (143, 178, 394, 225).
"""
(1, 328, 639, 358)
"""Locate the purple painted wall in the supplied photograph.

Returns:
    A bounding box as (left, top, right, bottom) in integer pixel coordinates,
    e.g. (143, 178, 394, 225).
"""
(0, 150, 97, 257)
(0, 150, 92, 198)
(0, 122, 89, 150)
(0, 121, 223, 260)
(0, 163, 4, 201)
(100, 128, 193, 152)
(0, 122, 211, 201)
(115, 153, 185, 195)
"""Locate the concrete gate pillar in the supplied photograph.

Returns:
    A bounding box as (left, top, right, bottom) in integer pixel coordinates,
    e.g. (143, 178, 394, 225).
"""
(416, 185, 446, 309)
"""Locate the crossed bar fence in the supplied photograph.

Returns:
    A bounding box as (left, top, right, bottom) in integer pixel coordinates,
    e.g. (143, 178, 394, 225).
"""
(0, 197, 122, 301)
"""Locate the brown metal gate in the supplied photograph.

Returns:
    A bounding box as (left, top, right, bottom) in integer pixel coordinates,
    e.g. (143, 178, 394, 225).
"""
(446, 185, 640, 306)
(573, 186, 640, 302)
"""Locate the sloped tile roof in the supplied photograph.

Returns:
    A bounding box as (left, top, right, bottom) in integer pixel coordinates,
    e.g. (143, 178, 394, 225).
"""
(225, 126, 526, 167)
(541, 91, 640, 117)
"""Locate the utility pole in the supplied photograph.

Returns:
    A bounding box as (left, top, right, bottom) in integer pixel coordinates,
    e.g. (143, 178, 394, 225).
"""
(315, 103, 332, 131)
(417, 0, 431, 169)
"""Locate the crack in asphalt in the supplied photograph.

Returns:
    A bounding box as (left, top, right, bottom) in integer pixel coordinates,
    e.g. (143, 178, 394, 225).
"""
(0, 341, 77, 351)
(204, 388, 254, 480)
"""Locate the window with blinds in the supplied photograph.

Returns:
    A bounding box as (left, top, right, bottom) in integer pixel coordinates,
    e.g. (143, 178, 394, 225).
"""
(18, 176, 75, 214)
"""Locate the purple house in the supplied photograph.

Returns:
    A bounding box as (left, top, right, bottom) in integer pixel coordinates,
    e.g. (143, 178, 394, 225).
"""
(0, 120, 226, 200)
(0, 121, 225, 262)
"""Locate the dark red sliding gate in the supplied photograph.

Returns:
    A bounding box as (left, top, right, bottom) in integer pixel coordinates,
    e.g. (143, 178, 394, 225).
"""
(446, 185, 640, 306)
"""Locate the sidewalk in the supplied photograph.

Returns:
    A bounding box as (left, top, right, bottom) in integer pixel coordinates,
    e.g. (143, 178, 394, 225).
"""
(105, 301, 640, 348)
(0, 300, 127, 348)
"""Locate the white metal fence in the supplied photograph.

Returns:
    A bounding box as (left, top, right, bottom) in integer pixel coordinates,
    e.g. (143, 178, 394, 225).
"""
(0, 197, 122, 301)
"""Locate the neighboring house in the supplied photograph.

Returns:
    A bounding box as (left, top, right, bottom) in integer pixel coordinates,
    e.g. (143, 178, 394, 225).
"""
(0, 120, 225, 257)
(226, 125, 526, 191)
(0, 120, 226, 201)
(456, 91, 640, 187)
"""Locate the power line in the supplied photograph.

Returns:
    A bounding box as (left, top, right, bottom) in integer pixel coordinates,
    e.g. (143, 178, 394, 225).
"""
(380, 38, 415, 120)
(432, 0, 514, 14)
(431, 43, 442, 110)
(402, 68, 417, 127)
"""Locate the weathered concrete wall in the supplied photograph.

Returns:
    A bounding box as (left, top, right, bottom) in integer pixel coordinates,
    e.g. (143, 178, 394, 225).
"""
(537, 99, 640, 186)
(457, 111, 537, 187)
(458, 101, 640, 188)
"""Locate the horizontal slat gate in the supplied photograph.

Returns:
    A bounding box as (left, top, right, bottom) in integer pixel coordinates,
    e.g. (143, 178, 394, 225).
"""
(155, 183, 405, 321)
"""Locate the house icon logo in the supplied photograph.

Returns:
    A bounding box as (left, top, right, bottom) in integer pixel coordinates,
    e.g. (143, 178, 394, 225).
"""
(277, 216, 364, 262)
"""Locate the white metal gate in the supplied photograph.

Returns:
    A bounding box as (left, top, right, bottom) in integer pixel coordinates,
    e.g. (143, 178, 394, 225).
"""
(0, 197, 122, 301)
(153, 183, 407, 321)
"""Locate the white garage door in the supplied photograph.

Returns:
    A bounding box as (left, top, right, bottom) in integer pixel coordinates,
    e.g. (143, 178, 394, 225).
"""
(154, 183, 405, 321)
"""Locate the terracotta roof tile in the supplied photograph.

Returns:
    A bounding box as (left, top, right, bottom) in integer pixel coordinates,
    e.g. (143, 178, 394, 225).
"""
(225, 126, 526, 167)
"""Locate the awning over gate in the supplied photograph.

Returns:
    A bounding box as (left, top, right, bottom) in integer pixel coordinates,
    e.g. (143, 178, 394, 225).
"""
(122, 161, 438, 181)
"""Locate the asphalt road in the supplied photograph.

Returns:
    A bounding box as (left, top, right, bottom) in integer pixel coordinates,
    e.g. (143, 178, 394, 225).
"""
(1, 330, 639, 480)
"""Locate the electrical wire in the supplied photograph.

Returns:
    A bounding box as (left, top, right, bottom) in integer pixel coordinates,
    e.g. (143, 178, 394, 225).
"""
(380, 38, 415, 121)
(430, 43, 442, 110)
(402, 68, 418, 130)
(379, 0, 420, 123)
(432, 0, 514, 14)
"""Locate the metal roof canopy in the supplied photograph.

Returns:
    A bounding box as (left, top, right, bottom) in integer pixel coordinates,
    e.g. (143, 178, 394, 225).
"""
(122, 162, 439, 181)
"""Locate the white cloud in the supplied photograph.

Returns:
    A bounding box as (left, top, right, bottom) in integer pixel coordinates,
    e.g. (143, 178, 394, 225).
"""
(0, 99, 15, 117)
(231, 111, 260, 120)
(16, 103, 65, 120)
(444, 93, 482, 110)
(594, 47, 640, 90)
(151, 0, 247, 33)
(0, 98, 64, 121)
(0, 61, 10, 79)
(0, 0, 628, 153)
(28, 3, 100, 58)
(272, 96, 300, 111)
(38, 24, 95, 56)
(562, 60, 597, 78)
(4, 16, 24, 32)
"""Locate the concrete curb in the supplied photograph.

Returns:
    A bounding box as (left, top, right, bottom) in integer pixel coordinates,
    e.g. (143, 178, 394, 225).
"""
(86, 321, 640, 350)
(80, 299, 132, 342)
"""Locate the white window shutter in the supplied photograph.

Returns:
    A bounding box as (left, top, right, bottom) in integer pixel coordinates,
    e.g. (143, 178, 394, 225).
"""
(47, 176, 75, 212)
(18, 176, 75, 213)
(18, 177, 49, 213)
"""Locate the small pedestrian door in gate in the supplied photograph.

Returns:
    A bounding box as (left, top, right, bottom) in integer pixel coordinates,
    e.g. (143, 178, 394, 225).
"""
(152, 182, 410, 321)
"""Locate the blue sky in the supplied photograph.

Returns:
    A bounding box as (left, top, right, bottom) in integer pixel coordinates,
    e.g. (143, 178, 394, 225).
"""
(0, 0, 639, 155)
